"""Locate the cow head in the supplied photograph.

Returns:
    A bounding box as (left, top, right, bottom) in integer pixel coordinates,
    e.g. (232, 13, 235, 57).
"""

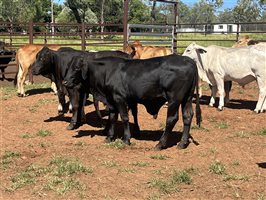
(63, 55, 87, 89)
(232, 35, 251, 48)
(32, 46, 54, 75)
(182, 42, 208, 79)
(182, 42, 207, 60)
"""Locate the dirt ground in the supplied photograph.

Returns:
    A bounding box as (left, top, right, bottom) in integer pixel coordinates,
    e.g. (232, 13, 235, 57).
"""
(0, 75, 265, 200)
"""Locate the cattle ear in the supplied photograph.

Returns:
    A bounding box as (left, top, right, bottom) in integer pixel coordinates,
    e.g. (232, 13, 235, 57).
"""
(198, 48, 207, 54)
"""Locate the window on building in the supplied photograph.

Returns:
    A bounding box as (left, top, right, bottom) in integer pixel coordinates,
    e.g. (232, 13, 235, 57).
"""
(219, 25, 223, 29)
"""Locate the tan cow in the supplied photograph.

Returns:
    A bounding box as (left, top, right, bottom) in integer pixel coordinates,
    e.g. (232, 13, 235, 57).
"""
(124, 40, 172, 59)
(231, 35, 262, 48)
(15, 44, 60, 97)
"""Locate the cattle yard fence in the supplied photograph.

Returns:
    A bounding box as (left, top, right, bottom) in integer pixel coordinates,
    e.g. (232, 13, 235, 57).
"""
(0, 21, 265, 80)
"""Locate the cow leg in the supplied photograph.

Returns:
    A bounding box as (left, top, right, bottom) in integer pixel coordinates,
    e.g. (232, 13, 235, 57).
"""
(57, 89, 67, 115)
(104, 110, 118, 143)
(19, 69, 28, 97)
(129, 102, 140, 138)
(209, 85, 217, 107)
(93, 98, 102, 121)
(198, 76, 202, 98)
(224, 81, 232, 105)
(254, 78, 266, 113)
(216, 78, 225, 111)
(117, 102, 131, 145)
(67, 89, 81, 130)
(51, 82, 57, 95)
(178, 98, 194, 149)
(17, 65, 28, 97)
(1, 68, 5, 80)
(155, 101, 180, 150)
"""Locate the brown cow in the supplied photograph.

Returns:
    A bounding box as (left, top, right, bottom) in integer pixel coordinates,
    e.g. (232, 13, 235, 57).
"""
(124, 40, 172, 59)
(231, 35, 262, 48)
(15, 44, 60, 97)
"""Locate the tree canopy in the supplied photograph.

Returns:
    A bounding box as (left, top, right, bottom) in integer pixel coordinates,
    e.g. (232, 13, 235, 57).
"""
(0, 0, 265, 24)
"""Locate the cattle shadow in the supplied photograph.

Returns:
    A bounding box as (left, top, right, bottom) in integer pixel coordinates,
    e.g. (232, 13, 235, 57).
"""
(73, 119, 197, 149)
(0, 77, 14, 82)
(225, 99, 256, 111)
(44, 115, 71, 123)
(195, 95, 257, 111)
(257, 162, 266, 169)
(26, 88, 54, 96)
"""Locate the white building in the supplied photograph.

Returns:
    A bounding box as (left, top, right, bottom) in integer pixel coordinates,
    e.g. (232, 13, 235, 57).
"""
(205, 24, 240, 34)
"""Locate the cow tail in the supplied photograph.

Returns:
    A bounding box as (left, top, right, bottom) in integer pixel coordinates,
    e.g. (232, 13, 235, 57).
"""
(195, 70, 202, 127)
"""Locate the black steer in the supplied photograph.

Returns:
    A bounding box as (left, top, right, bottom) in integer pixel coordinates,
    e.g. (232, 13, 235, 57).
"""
(31, 47, 132, 130)
(64, 54, 201, 150)
(0, 48, 15, 80)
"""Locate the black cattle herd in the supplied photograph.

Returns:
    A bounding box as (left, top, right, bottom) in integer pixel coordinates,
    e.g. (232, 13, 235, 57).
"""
(3, 44, 202, 150)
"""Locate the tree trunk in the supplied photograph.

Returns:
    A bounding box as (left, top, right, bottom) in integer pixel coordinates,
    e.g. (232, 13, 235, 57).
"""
(100, 0, 105, 40)
(151, 0, 156, 32)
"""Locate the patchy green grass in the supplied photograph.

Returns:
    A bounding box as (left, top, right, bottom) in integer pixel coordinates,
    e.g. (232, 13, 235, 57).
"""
(118, 168, 136, 174)
(215, 121, 229, 129)
(20, 133, 33, 139)
(29, 97, 56, 113)
(104, 139, 126, 149)
(146, 193, 161, 200)
(49, 156, 93, 177)
(191, 125, 209, 132)
(149, 154, 169, 160)
(231, 131, 250, 138)
(131, 161, 150, 167)
(171, 170, 192, 184)
(148, 168, 194, 195)
(257, 193, 266, 200)
(223, 174, 250, 182)
(36, 129, 52, 137)
(6, 165, 48, 192)
(257, 128, 266, 136)
(231, 160, 240, 166)
(209, 160, 226, 175)
(0, 86, 16, 100)
(102, 160, 119, 168)
(6, 156, 93, 195)
(0, 150, 21, 169)
(74, 141, 87, 147)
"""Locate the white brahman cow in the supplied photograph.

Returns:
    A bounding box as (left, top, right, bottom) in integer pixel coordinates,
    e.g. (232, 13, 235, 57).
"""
(183, 42, 266, 113)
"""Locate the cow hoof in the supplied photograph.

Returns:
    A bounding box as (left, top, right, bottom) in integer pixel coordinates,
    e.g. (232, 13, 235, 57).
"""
(208, 104, 214, 107)
(177, 142, 189, 149)
(123, 139, 131, 145)
(253, 110, 260, 114)
(217, 107, 223, 111)
(17, 93, 25, 97)
(104, 137, 113, 143)
(154, 143, 165, 151)
(58, 111, 64, 116)
(66, 123, 80, 130)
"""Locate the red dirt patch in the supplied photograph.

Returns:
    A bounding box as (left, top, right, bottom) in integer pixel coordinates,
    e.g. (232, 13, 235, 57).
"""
(0, 78, 265, 200)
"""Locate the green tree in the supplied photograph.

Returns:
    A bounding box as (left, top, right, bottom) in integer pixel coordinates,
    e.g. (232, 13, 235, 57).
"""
(217, 9, 235, 22)
(233, 0, 263, 22)
(0, 0, 35, 22)
(128, 0, 151, 24)
(65, 0, 98, 23)
(188, 0, 219, 23)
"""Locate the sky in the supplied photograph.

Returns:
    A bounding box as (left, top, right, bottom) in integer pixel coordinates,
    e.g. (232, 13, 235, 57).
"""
(182, 0, 238, 10)
(54, 0, 239, 11)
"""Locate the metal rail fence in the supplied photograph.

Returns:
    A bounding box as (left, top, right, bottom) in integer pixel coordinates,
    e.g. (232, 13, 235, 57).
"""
(0, 21, 265, 79)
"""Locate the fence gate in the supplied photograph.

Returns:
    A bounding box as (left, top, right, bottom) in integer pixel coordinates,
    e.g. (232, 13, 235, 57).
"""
(127, 24, 176, 53)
